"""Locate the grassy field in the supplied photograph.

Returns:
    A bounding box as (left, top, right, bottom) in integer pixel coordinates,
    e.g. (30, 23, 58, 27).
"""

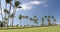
(0, 26, 60, 32)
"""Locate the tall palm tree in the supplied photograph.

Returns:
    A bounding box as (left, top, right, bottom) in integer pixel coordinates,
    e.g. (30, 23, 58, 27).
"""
(47, 16, 51, 26)
(8, 0, 12, 27)
(33, 16, 38, 26)
(25, 16, 28, 26)
(5, 0, 12, 27)
(47, 18, 51, 26)
(9, 13, 14, 27)
(22, 16, 26, 26)
(53, 18, 56, 25)
(30, 17, 33, 26)
(4, 9, 9, 27)
(52, 16, 56, 25)
(18, 14, 23, 27)
(11, 0, 22, 27)
(44, 16, 47, 26)
(4, 8, 9, 27)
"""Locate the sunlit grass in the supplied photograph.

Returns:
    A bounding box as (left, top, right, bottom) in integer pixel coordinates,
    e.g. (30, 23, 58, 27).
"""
(0, 26, 60, 32)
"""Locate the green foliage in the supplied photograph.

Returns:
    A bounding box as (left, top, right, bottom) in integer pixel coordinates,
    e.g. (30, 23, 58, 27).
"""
(4, 9, 9, 13)
(48, 16, 50, 18)
(10, 13, 14, 18)
(14, 1, 21, 7)
(34, 16, 36, 18)
(5, 0, 12, 3)
(18, 6, 22, 8)
(52, 16, 54, 18)
(44, 16, 47, 18)
(30, 18, 33, 21)
(25, 16, 28, 19)
(19, 15, 22, 20)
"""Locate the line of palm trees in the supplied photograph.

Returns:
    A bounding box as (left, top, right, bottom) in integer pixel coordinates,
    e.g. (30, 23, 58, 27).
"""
(41, 16, 57, 26)
(19, 15, 38, 27)
(18, 15, 57, 27)
(0, 0, 57, 27)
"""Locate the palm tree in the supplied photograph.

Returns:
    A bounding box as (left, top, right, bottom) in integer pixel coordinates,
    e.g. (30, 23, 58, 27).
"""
(41, 17, 45, 26)
(52, 16, 57, 25)
(25, 16, 28, 26)
(30, 17, 33, 26)
(47, 18, 51, 26)
(18, 14, 23, 27)
(33, 16, 38, 26)
(47, 16, 51, 26)
(53, 18, 57, 25)
(4, 9, 9, 27)
(9, 13, 14, 27)
(5, 0, 12, 27)
(22, 16, 26, 26)
(11, 0, 22, 27)
(44, 16, 47, 26)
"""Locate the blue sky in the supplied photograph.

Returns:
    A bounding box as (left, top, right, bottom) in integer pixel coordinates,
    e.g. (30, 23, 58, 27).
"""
(0, 0, 60, 26)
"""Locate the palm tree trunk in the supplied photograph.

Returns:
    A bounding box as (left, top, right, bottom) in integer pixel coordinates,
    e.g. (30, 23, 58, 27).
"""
(41, 22, 44, 26)
(12, 18, 14, 27)
(7, 1, 11, 27)
(5, 2, 7, 27)
(11, 0, 17, 27)
(5, 2, 7, 19)
(11, 7, 16, 27)
(26, 19, 27, 27)
(48, 19, 50, 26)
(25, 18, 27, 26)
(20, 20, 22, 27)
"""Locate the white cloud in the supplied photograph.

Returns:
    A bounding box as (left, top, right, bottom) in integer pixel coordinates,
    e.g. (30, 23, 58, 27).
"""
(30, 1, 40, 5)
(18, 0, 47, 10)
(30, 1, 45, 5)
(21, 3, 32, 10)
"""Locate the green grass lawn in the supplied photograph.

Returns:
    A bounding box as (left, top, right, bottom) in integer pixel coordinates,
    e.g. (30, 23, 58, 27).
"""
(0, 26, 60, 32)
